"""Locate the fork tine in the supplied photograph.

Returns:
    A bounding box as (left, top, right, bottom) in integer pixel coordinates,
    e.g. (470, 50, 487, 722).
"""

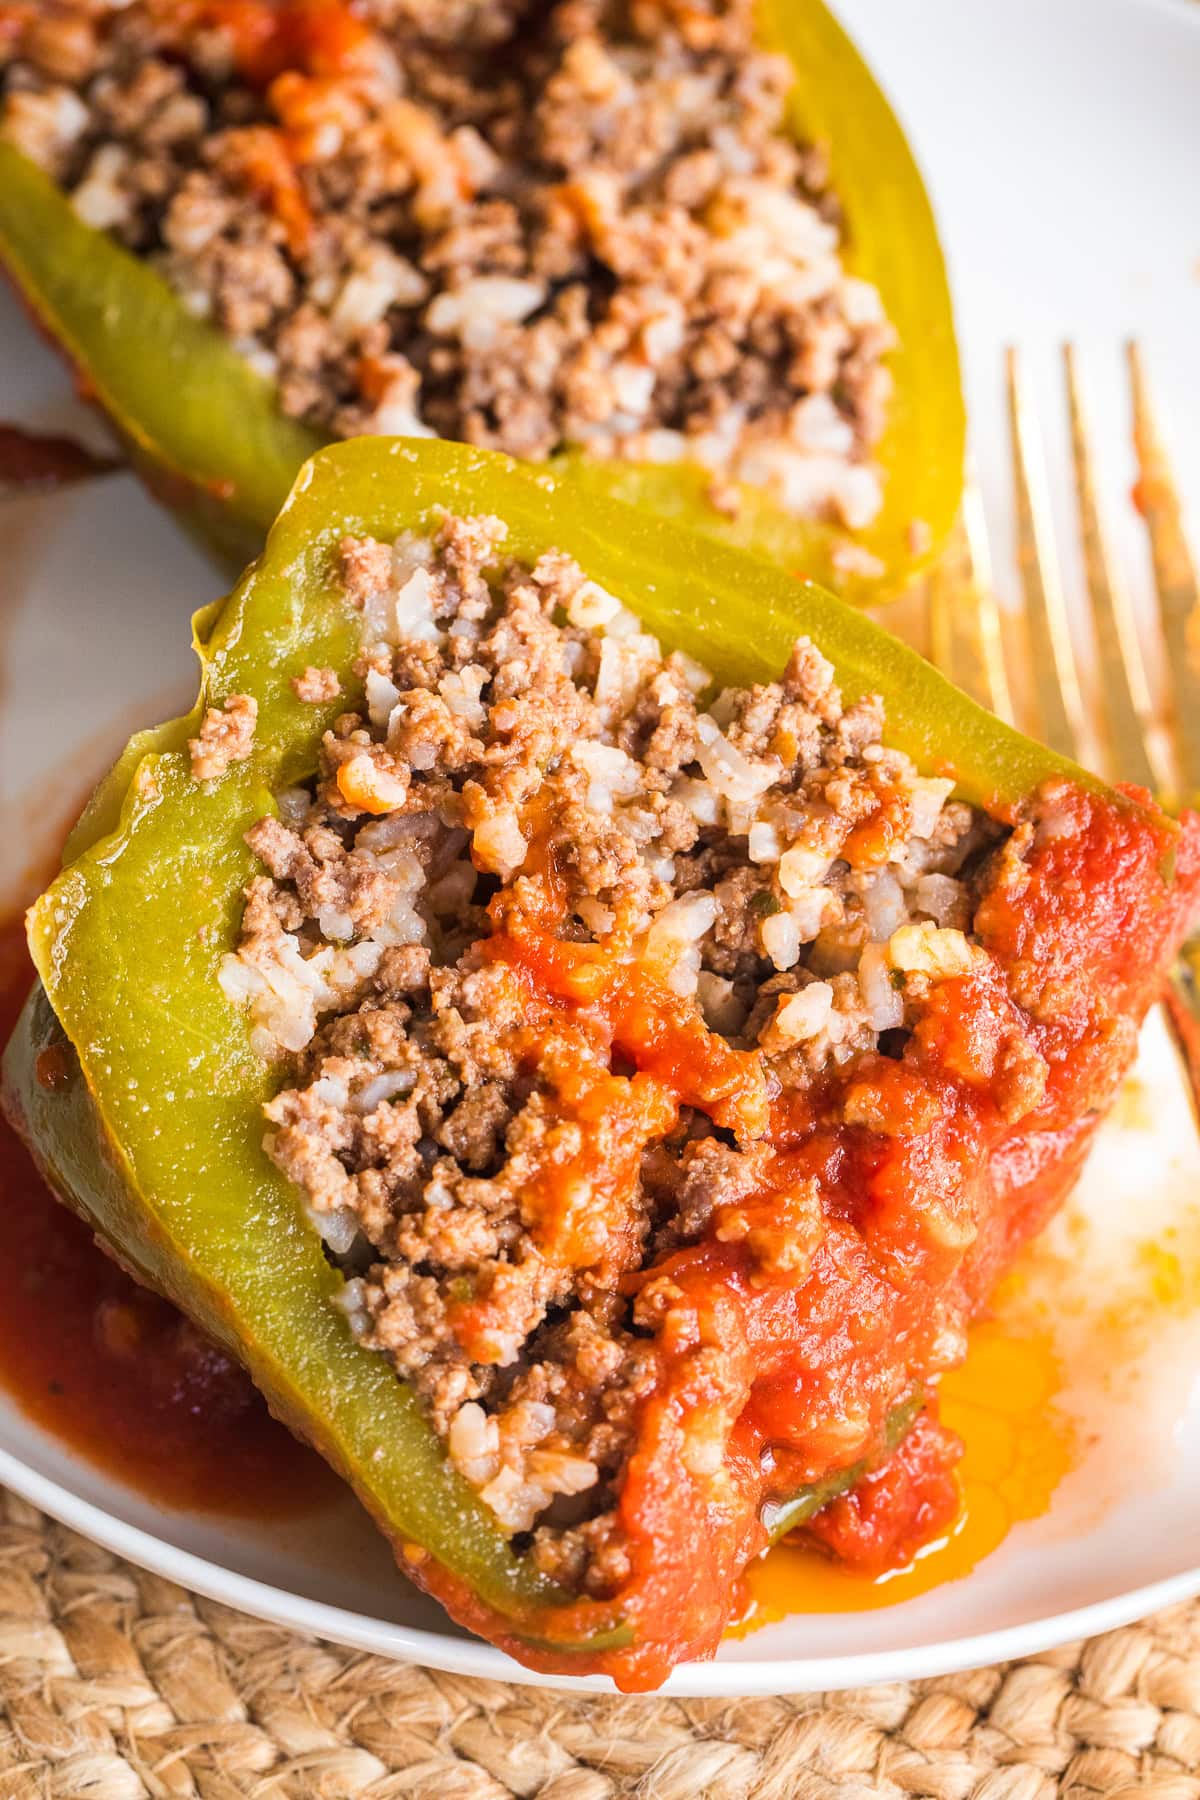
(1166, 946, 1200, 1134)
(960, 480, 1016, 726)
(997, 347, 1200, 1133)
(925, 481, 1014, 723)
(1063, 344, 1169, 793)
(1005, 347, 1089, 762)
(1128, 341, 1200, 806)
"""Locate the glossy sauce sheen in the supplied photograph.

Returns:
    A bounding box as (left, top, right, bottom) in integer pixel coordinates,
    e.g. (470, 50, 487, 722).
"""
(0, 915, 339, 1517)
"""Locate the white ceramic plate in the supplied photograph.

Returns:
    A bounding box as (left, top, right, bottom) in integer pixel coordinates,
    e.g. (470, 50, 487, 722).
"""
(2, 0, 1199, 1697)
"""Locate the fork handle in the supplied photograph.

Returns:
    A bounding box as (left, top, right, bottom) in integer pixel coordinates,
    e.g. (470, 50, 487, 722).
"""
(1164, 937, 1200, 1132)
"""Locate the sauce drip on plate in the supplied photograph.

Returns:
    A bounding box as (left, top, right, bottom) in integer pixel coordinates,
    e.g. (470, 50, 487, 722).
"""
(733, 1313, 1075, 1632)
(0, 913, 338, 1518)
(0, 423, 121, 495)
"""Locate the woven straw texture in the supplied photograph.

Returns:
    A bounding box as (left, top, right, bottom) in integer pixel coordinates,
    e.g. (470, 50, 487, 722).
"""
(3, 1491, 1200, 1800)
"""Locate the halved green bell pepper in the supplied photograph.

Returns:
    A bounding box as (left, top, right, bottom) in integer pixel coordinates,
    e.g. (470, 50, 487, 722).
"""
(8, 438, 1190, 1689)
(0, 0, 963, 594)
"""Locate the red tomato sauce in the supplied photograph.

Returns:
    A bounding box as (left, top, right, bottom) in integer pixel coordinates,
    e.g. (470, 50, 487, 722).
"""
(0, 915, 338, 1517)
(178, 0, 374, 87)
(133, 1, 379, 252)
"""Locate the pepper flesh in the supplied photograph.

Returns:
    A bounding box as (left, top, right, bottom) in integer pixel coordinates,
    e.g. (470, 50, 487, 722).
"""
(0, 0, 963, 595)
(4, 439, 1197, 1690)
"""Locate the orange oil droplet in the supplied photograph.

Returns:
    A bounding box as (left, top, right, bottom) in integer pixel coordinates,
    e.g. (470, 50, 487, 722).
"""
(732, 1315, 1075, 1633)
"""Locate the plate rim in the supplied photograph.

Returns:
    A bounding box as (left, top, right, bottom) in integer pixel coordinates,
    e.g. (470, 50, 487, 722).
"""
(4, 1438, 1198, 1695)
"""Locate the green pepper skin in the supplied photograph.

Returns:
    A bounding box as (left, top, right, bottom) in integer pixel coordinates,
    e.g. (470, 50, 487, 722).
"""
(0, 440, 1160, 1688)
(762, 1393, 924, 1546)
(0, 0, 963, 595)
(0, 144, 322, 573)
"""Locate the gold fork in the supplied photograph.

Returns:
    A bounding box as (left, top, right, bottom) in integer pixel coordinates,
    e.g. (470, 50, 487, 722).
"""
(921, 341, 1200, 1119)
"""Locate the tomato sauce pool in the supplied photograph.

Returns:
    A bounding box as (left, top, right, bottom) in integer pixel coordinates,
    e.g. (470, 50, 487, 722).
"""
(0, 423, 121, 494)
(0, 911, 339, 1517)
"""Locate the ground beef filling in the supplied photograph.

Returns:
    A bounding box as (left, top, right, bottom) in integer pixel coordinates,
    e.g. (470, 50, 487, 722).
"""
(216, 512, 1029, 1598)
(1, 0, 893, 531)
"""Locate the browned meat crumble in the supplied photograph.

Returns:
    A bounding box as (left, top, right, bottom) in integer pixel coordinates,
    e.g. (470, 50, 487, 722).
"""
(291, 665, 342, 703)
(216, 513, 1015, 1595)
(1, 0, 894, 528)
(189, 691, 258, 781)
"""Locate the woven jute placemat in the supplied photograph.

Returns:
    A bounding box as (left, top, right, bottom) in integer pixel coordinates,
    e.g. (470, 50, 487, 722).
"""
(3, 1492, 1200, 1800)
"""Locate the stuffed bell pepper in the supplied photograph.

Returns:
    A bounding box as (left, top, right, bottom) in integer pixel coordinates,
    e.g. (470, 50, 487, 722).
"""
(6, 439, 1197, 1691)
(0, 0, 963, 594)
